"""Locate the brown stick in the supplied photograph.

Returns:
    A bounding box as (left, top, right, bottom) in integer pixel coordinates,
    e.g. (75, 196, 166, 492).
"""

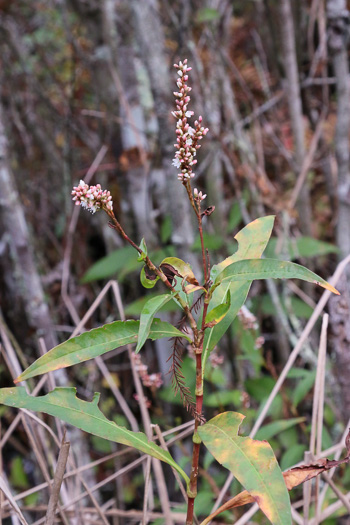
(44, 434, 70, 525)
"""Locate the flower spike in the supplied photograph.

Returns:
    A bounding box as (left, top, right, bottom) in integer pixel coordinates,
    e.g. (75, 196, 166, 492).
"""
(71, 180, 113, 214)
(172, 60, 209, 183)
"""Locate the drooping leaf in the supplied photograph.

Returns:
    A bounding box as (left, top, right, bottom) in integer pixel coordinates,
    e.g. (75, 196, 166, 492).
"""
(214, 258, 339, 295)
(198, 412, 291, 525)
(202, 216, 275, 375)
(136, 294, 176, 353)
(204, 290, 231, 327)
(15, 319, 191, 383)
(0, 387, 189, 485)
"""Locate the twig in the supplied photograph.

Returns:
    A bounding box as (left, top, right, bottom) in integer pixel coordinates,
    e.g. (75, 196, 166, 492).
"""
(289, 109, 327, 210)
(142, 456, 152, 525)
(303, 451, 313, 524)
(0, 476, 29, 525)
(45, 434, 70, 525)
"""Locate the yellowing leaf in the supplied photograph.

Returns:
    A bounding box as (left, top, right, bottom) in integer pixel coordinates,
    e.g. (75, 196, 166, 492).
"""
(198, 412, 291, 525)
(15, 319, 191, 382)
(200, 451, 350, 525)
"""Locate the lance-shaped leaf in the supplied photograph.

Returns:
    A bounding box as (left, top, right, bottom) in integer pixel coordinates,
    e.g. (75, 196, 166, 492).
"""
(15, 319, 191, 383)
(0, 387, 189, 485)
(136, 294, 176, 353)
(202, 216, 275, 375)
(215, 258, 339, 295)
(204, 290, 231, 327)
(199, 444, 350, 525)
(198, 412, 291, 525)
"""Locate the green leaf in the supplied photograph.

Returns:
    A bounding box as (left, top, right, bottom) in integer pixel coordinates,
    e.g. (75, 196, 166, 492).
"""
(202, 216, 275, 375)
(253, 295, 313, 319)
(136, 294, 176, 353)
(140, 266, 160, 289)
(215, 258, 339, 295)
(280, 444, 307, 471)
(125, 294, 179, 316)
(81, 246, 136, 283)
(265, 236, 340, 260)
(0, 387, 189, 485)
(203, 389, 242, 408)
(198, 412, 291, 525)
(160, 215, 172, 244)
(254, 418, 305, 441)
(82, 246, 176, 284)
(292, 370, 316, 408)
(226, 201, 242, 233)
(15, 319, 191, 382)
(196, 7, 220, 23)
(204, 290, 231, 327)
(137, 238, 148, 262)
(192, 233, 224, 252)
(210, 216, 276, 282)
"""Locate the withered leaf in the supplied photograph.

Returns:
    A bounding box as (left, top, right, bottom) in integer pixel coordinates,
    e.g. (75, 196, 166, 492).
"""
(159, 263, 183, 286)
(201, 205, 215, 217)
(144, 266, 158, 281)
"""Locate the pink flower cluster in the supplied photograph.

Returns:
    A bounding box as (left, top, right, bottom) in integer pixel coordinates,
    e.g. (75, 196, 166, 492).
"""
(194, 188, 206, 202)
(71, 180, 113, 214)
(172, 59, 209, 183)
(132, 353, 163, 389)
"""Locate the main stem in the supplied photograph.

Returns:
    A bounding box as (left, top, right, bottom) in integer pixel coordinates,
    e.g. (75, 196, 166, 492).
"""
(106, 204, 209, 525)
(186, 206, 209, 525)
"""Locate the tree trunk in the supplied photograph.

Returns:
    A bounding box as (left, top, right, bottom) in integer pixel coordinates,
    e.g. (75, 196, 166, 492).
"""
(0, 100, 58, 352)
(328, 0, 350, 259)
(278, 0, 313, 236)
(131, 0, 199, 273)
(327, 0, 350, 424)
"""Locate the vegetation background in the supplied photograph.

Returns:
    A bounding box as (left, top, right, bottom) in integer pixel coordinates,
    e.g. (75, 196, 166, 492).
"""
(1, 0, 350, 523)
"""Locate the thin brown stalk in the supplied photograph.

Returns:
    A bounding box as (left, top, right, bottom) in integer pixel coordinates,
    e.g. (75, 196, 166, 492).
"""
(45, 435, 70, 525)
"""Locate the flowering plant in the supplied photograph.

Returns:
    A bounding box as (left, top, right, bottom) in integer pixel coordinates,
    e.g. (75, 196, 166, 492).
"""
(0, 60, 341, 525)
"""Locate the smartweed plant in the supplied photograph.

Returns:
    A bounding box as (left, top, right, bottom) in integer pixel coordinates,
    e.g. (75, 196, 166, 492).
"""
(0, 59, 342, 525)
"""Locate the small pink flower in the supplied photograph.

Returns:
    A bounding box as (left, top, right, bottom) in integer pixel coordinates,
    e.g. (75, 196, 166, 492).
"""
(193, 188, 206, 201)
(71, 180, 113, 214)
(172, 59, 209, 183)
